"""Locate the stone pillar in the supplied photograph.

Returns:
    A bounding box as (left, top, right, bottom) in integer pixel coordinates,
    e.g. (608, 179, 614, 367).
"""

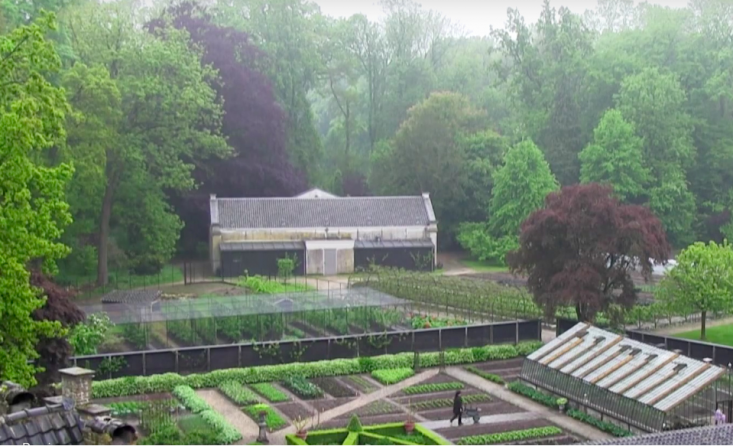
(59, 367, 95, 407)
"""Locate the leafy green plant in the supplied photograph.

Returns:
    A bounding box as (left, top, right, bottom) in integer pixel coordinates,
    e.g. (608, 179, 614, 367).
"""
(282, 375, 324, 399)
(465, 366, 505, 384)
(566, 409, 633, 437)
(457, 427, 562, 445)
(218, 381, 259, 405)
(403, 382, 464, 395)
(410, 394, 490, 411)
(69, 313, 113, 355)
(507, 382, 557, 408)
(251, 383, 289, 402)
(557, 398, 567, 406)
(347, 415, 363, 432)
(345, 376, 377, 393)
(243, 404, 287, 431)
(371, 368, 415, 385)
(174, 385, 212, 414)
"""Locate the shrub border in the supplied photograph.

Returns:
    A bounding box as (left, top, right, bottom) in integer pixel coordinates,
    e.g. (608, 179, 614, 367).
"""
(92, 342, 541, 398)
(285, 422, 450, 446)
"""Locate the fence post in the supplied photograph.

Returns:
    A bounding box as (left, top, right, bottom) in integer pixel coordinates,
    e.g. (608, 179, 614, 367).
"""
(464, 326, 468, 347)
(411, 331, 415, 351)
(238, 345, 242, 367)
(438, 328, 442, 351)
(327, 338, 331, 360)
(207, 347, 211, 372)
(489, 324, 493, 344)
(515, 322, 520, 345)
(142, 352, 146, 376)
(175, 350, 180, 374)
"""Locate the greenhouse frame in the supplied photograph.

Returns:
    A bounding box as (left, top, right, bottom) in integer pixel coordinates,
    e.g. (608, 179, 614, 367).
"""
(521, 323, 729, 433)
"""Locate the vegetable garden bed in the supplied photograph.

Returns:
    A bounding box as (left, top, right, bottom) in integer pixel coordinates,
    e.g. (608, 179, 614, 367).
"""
(436, 419, 564, 442)
(311, 377, 358, 397)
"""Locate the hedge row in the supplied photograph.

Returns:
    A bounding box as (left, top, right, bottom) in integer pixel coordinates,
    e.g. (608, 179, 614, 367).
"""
(92, 342, 541, 398)
(172, 385, 242, 444)
(506, 383, 634, 438)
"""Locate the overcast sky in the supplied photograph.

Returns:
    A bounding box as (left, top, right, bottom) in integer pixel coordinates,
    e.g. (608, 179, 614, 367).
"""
(314, 0, 691, 36)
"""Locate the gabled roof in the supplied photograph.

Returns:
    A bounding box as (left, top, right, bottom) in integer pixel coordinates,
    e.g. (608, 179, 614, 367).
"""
(295, 188, 338, 198)
(527, 323, 725, 412)
(0, 406, 84, 445)
(210, 193, 437, 229)
(101, 290, 161, 305)
(585, 424, 733, 445)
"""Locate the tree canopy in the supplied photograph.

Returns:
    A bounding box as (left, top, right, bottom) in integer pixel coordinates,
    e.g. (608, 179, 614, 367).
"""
(508, 183, 671, 322)
(656, 241, 733, 340)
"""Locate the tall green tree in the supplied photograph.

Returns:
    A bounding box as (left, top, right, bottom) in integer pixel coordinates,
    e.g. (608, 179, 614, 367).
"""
(458, 139, 558, 264)
(0, 14, 72, 386)
(578, 108, 649, 201)
(656, 241, 733, 340)
(62, 0, 229, 284)
(369, 92, 488, 239)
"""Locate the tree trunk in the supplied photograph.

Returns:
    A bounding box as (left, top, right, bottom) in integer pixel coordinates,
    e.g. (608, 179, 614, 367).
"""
(96, 182, 115, 286)
(575, 303, 588, 323)
(701, 310, 707, 341)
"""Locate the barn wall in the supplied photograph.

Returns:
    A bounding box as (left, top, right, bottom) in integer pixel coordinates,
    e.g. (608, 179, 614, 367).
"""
(354, 247, 435, 272)
(212, 225, 437, 268)
(219, 249, 306, 277)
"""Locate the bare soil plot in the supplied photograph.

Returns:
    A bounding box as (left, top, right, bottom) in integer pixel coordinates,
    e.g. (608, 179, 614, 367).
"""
(311, 377, 358, 398)
(309, 397, 356, 413)
(273, 402, 314, 420)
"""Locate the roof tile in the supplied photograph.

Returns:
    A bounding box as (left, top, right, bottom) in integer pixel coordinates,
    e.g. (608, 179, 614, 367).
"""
(215, 196, 435, 229)
(586, 424, 733, 445)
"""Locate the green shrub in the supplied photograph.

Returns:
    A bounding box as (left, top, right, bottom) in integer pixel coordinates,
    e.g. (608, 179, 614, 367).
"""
(566, 409, 633, 437)
(465, 366, 504, 385)
(218, 381, 259, 405)
(173, 386, 210, 413)
(403, 382, 464, 395)
(457, 427, 562, 445)
(371, 368, 415, 385)
(91, 342, 542, 398)
(347, 415, 363, 432)
(243, 404, 287, 431)
(506, 382, 556, 408)
(251, 383, 289, 402)
(515, 341, 543, 356)
(200, 409, 243, 443)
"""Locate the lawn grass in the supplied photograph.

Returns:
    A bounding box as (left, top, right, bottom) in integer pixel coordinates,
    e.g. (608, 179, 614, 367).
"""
(674, 324, 733, 346)
(460, 259, 509, 273)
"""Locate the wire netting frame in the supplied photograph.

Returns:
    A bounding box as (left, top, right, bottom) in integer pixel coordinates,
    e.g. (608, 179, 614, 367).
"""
(520, 358, 666, 432)
(78, 287, 409, 324)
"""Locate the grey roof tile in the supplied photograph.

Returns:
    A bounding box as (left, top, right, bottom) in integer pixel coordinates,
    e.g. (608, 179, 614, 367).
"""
(0, 406, 84, 445)
(214, 196, 435, 229)
(586, 424, 733, 445)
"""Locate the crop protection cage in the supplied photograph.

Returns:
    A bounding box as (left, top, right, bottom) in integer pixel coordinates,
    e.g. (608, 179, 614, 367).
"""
(80, 286, 476, 352)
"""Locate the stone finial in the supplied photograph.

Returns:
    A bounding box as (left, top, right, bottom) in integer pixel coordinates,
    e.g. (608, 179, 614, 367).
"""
(59, 367, 95, 407)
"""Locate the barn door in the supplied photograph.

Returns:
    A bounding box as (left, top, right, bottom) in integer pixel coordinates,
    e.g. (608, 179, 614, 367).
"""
(324, 249, 337, 275)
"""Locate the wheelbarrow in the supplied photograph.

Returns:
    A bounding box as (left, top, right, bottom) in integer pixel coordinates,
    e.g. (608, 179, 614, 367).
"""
(464, 406, 482, 424)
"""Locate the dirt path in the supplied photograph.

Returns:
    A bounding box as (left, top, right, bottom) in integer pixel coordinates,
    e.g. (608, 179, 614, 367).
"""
(195, 389, 260, 445)
(445, 367, 611, 441)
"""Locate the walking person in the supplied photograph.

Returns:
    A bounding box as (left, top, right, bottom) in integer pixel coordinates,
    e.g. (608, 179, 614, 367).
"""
(715, 407, 726, 425)
(450, 390, 463, 426)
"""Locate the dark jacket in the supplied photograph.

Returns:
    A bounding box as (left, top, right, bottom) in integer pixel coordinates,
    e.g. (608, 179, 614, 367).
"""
(453, 393, 463, 414)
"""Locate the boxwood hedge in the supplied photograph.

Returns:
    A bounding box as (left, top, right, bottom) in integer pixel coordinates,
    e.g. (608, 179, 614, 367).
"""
(92, 342, 540, 398)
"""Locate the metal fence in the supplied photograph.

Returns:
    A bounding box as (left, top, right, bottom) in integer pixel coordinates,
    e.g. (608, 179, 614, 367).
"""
(73, 319, 542, 379)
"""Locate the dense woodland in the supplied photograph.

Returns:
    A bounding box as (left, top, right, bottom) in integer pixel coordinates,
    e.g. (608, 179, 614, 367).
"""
(3, 0, 733, 385)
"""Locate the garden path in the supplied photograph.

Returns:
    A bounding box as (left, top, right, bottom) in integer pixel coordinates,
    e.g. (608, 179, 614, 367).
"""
(445, 367, 612, 441)
(269, 369, 439, 444)
(195, 389, 260, 445)
(420, 411, 542, 430)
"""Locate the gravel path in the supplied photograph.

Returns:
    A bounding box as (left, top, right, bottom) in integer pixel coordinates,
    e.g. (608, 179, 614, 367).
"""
(446, 367, 611, 441)
(195, 389, 260, 445)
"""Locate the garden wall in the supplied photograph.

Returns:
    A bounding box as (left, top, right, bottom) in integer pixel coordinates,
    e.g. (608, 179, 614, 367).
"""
(74, 320, 541, 379)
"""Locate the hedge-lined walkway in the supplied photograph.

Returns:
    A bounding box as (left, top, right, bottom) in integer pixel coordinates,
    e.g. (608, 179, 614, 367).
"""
(196, 389, 261, 444)
(446, 367, 611, 441)
(270, 369, 439, 445)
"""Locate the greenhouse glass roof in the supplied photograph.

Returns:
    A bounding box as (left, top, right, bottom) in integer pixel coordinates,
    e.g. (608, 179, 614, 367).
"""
(527, 322, 725, 413)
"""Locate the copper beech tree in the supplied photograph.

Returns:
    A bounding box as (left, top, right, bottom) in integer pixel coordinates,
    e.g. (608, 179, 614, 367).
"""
(507, 183, 671, 322)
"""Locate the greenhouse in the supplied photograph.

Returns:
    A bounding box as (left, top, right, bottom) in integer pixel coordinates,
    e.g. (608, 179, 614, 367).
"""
(79, 287, 480, 353)
(520, 322, 729, 433)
